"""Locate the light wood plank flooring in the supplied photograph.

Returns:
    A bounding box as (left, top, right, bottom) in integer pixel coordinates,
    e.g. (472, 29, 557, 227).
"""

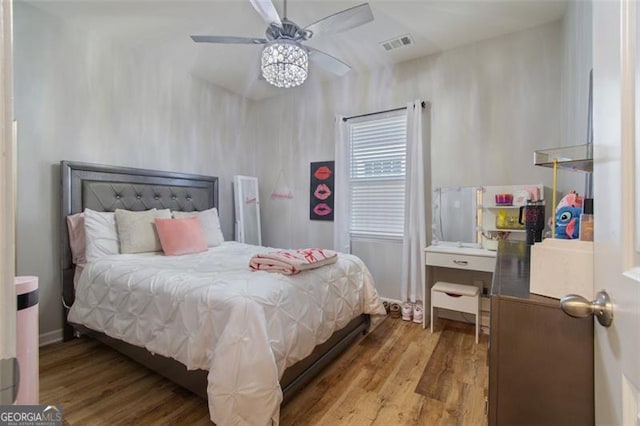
(40, 318, 488, 425)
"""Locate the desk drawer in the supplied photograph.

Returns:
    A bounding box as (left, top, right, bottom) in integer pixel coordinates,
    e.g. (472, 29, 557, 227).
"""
(426, 252, 495, 272)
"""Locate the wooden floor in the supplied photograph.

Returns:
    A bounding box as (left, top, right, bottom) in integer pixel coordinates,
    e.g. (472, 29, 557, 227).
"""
(40, 318, 488, 425)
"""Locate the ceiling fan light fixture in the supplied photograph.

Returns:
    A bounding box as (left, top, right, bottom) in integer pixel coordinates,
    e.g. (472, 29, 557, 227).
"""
(261, 40, 308, 88)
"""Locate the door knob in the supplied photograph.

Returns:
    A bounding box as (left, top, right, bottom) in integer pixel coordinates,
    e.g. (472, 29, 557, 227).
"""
(560, 290, 613, 327)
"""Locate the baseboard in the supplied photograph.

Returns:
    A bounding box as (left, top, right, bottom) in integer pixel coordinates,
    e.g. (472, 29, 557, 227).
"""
(39, 329, 63, 347)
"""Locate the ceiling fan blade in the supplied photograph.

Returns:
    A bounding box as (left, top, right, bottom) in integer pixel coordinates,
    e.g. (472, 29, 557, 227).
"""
(249, 0, 283, 28)
(191, 35, 268, 44)
(307, 47, 351, 76)
(304, 3, 373, 38)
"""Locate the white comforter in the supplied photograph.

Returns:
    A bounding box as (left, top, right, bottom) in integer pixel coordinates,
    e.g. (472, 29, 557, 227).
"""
(68, 242, 386, 425)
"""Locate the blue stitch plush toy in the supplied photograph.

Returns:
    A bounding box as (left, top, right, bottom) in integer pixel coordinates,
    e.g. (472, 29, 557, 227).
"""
(554, 191, 583, 239)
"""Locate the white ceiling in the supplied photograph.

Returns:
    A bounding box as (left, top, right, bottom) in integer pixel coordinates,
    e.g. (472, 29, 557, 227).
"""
(26, 0, 567, 100)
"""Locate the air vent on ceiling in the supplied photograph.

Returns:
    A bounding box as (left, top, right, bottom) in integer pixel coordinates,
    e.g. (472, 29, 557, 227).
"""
(380, 34, 414, 52)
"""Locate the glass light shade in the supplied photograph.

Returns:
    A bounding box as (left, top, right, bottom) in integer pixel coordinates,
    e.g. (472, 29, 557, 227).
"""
(261, 41, 308, 88)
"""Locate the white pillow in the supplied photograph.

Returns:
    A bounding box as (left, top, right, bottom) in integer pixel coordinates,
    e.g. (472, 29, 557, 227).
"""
(84, 209, 118, 261)
(115, 208, 171, 254)
(172, 208, 224, 247)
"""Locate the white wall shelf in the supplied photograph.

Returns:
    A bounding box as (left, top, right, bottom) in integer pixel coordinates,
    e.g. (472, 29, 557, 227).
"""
(482, 205, 521, 210)
(481, 184, 549, 241)
(484, 228, 526, 233)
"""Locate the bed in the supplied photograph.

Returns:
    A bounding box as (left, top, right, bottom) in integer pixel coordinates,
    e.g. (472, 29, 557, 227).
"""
(60, 161, 386, 425)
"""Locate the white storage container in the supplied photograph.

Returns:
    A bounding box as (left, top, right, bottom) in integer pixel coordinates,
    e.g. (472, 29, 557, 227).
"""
(529, 239, 593, 300)
(15, 276, 38, 404)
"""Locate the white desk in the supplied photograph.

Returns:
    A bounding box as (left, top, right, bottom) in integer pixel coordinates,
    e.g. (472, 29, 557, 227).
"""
(423, 244, 497, 328)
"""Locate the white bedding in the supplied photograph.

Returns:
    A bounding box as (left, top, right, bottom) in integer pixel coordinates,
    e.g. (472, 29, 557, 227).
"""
(68, 242, 386, 425)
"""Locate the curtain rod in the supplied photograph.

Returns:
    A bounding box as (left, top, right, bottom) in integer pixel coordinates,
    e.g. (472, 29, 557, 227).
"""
(342, 101, 426, 122)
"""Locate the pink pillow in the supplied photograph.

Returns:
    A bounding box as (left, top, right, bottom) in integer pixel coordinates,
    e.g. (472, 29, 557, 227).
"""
(154, 217, 208, 256)
(66, 212, 86, 265)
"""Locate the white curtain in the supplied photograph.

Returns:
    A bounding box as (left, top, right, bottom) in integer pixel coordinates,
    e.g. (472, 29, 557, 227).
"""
(333, 115, 351, 254)
(401, 100, 426, 303)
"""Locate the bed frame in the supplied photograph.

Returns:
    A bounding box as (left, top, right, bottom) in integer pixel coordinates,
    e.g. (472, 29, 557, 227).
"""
(60, 161, 369, 404)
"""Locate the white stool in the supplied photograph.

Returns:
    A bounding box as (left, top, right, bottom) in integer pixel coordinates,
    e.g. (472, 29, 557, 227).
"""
(431, 281, 480, 344)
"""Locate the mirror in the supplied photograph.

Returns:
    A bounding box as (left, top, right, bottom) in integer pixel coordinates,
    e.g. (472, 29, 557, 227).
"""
(432, 186, 480, 247)
(233, 175, 262, 246)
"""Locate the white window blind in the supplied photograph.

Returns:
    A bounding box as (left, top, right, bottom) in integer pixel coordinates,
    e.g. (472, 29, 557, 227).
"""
(348, 113, 407, 238)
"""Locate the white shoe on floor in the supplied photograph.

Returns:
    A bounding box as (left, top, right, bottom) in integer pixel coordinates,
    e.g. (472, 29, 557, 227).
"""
(401, 302, 413, 321)
(413, 302, 424, 324)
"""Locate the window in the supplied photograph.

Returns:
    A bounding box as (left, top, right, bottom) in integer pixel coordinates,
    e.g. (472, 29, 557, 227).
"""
(348, 111, 407, 238)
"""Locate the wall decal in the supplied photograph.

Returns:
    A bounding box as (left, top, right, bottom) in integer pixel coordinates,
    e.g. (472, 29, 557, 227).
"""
(310, 161, 335, 221)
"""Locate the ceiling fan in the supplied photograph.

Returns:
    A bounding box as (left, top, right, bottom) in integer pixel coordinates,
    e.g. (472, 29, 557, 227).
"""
(191, 0, 374, 88)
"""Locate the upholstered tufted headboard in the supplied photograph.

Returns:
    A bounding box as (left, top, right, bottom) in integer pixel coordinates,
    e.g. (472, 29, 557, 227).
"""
(60, 161, 218, 338)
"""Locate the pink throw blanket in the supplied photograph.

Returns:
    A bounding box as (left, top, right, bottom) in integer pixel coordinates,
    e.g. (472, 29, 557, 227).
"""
(249, 248, 338, 275)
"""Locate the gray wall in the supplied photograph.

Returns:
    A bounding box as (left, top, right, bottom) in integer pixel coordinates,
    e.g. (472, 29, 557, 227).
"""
(559, 0, 593, 193)
(14, 3, 254, 337)
(249, 21, 564, 300)
(14, 3, 587, 334)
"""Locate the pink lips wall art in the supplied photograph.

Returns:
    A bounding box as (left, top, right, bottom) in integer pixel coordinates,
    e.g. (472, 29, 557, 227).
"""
(310, 161, 335, 221)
